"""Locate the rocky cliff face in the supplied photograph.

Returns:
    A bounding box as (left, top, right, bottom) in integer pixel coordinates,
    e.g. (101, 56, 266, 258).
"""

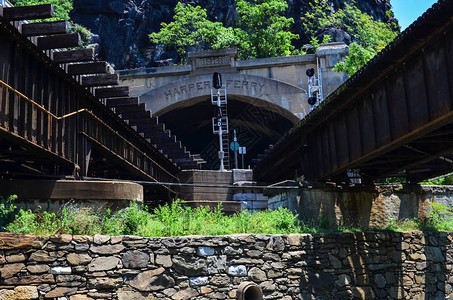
(70, 0, 395, 69)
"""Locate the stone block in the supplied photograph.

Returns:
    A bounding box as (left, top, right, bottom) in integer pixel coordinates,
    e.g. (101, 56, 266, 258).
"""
(49, 266, 72, 275)
(127, 268, 174, 292)
(67, 253, 92, 266)
(87, 257, 119, 272)
(189, 276, 209, 286)
(228, 265, 247, 276)
(0, 263, 25, 278)
(232, 169, 253, 182)
(197, 247, 215, 256)
(122, 250, 150, 269)
(45, 287, 77, 298)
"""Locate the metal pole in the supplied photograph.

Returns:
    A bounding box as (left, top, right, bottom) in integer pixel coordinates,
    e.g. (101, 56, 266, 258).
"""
(233, 130, 238, 169)
(241, 150, 245, 169)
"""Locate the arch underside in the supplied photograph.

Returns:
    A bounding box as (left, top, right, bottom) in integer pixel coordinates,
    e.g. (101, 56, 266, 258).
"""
(156, 96, 297, 169)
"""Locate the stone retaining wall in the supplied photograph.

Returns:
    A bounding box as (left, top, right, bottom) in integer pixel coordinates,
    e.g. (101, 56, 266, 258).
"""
(0, 231, 452, 299)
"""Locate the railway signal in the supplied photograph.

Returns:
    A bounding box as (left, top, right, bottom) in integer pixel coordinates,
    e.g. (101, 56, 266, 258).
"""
(213, 72, 222, 89)
(306, 59, 323, 110)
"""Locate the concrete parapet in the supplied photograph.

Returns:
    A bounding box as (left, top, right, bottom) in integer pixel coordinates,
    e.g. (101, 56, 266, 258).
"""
(0, 179, 143, 213)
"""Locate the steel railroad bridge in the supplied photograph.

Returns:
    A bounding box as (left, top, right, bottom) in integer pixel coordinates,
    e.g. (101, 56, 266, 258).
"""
(0, 3, 205, 200)
(255, 0, 453, 184)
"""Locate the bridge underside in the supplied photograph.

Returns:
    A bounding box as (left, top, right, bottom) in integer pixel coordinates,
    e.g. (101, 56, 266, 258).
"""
(157, 97, 295, 169)
(255, 0, 453, 184)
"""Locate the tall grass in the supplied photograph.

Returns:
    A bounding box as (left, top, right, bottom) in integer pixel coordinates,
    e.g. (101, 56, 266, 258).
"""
(4, 198, 453, 236)
(2, 199, 309, 237)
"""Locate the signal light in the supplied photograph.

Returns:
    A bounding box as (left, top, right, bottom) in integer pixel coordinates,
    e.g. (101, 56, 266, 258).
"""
(308, 96, 317, 105)
(214, 106, 223, 119)
(213, 72, 222, 89)
(306, 68, 315, 77)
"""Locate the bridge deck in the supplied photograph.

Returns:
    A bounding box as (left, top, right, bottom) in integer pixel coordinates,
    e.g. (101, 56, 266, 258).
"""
(255, 0, 453, 183)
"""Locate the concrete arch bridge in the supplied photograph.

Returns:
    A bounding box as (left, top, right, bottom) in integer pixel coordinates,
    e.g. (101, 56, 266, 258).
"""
(118, 47, 348, 169)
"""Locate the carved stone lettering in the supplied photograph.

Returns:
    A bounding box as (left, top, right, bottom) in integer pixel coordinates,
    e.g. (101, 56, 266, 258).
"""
(162, 80, 266, 101)
(195, 56, 230, 69)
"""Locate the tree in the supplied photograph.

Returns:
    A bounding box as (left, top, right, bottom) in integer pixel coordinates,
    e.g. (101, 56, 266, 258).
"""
(149, 3, 238, 61)
(149, 0, 299, 62)
(302, 0, 398, 76)
(333, 43, 375, 76)
(234, 0, 299, 59)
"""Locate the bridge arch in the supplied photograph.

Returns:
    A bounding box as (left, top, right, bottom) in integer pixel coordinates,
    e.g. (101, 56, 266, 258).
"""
(137, 74, 308, 168)
(139, 73, 309, 121)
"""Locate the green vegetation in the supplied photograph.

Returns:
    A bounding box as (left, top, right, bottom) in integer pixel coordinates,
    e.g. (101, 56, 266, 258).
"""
(385, 203, 453, 232)
(420, 173, 453, 185)
(302, 0, 399, 76)
(151, 0, 398, 72)
(234, 0, 298, 59)
(0, 195, 18, 231)
(3, 197, 453, 236)
(2, 199, 312, 236)
(150, 0, 298, 61)
(149, 3, 238, 61)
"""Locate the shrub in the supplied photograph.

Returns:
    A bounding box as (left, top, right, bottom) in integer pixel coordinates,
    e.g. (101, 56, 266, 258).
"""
(0, 195, 18, 231)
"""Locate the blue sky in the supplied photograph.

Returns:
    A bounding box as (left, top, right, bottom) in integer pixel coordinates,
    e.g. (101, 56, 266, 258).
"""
(391, 0, 438, 30)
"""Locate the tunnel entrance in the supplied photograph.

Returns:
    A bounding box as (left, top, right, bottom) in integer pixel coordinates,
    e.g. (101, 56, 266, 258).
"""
(157, 97, 296, 170)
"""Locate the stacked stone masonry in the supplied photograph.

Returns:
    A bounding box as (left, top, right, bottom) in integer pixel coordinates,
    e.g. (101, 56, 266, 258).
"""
(0, 231, 452, 299)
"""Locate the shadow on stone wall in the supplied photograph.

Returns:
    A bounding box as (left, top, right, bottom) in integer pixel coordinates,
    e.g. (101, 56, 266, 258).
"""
(0, 232, 451, 298)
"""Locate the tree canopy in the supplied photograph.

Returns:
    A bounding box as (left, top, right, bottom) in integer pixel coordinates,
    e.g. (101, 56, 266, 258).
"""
(149, 3, 238, 60)
(149, 0, 298, 62)
(302, 0, 399, 76)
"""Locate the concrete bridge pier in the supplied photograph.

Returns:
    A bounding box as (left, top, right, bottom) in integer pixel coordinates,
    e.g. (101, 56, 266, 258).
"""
(265, 181, 453, 229)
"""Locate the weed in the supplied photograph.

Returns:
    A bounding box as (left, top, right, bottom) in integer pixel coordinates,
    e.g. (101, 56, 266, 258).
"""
(0, 195, 18, 231)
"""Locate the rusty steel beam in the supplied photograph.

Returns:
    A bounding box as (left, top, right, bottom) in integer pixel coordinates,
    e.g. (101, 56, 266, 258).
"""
(81, 74, 119, 87)
(67, 62, 109, 75)
(95, 86, 129, 99)
(22, 21, 68, 36)
(52, 48, 95, 63)
(3, 4, 53, 21)
(37, 33, 81, 50)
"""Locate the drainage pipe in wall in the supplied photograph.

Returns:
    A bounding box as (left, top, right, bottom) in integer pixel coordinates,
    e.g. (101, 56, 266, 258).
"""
(237, 281, 263, 300)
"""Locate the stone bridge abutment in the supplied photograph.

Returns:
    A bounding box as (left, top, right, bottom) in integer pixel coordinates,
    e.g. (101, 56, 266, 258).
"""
(118, 46, 348, 168)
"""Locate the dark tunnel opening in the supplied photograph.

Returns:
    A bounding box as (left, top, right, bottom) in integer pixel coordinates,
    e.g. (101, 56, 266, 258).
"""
(157, 97, 296, 169)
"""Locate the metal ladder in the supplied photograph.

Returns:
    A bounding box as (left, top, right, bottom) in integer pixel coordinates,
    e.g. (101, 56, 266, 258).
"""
(211, 88, 230, 170)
